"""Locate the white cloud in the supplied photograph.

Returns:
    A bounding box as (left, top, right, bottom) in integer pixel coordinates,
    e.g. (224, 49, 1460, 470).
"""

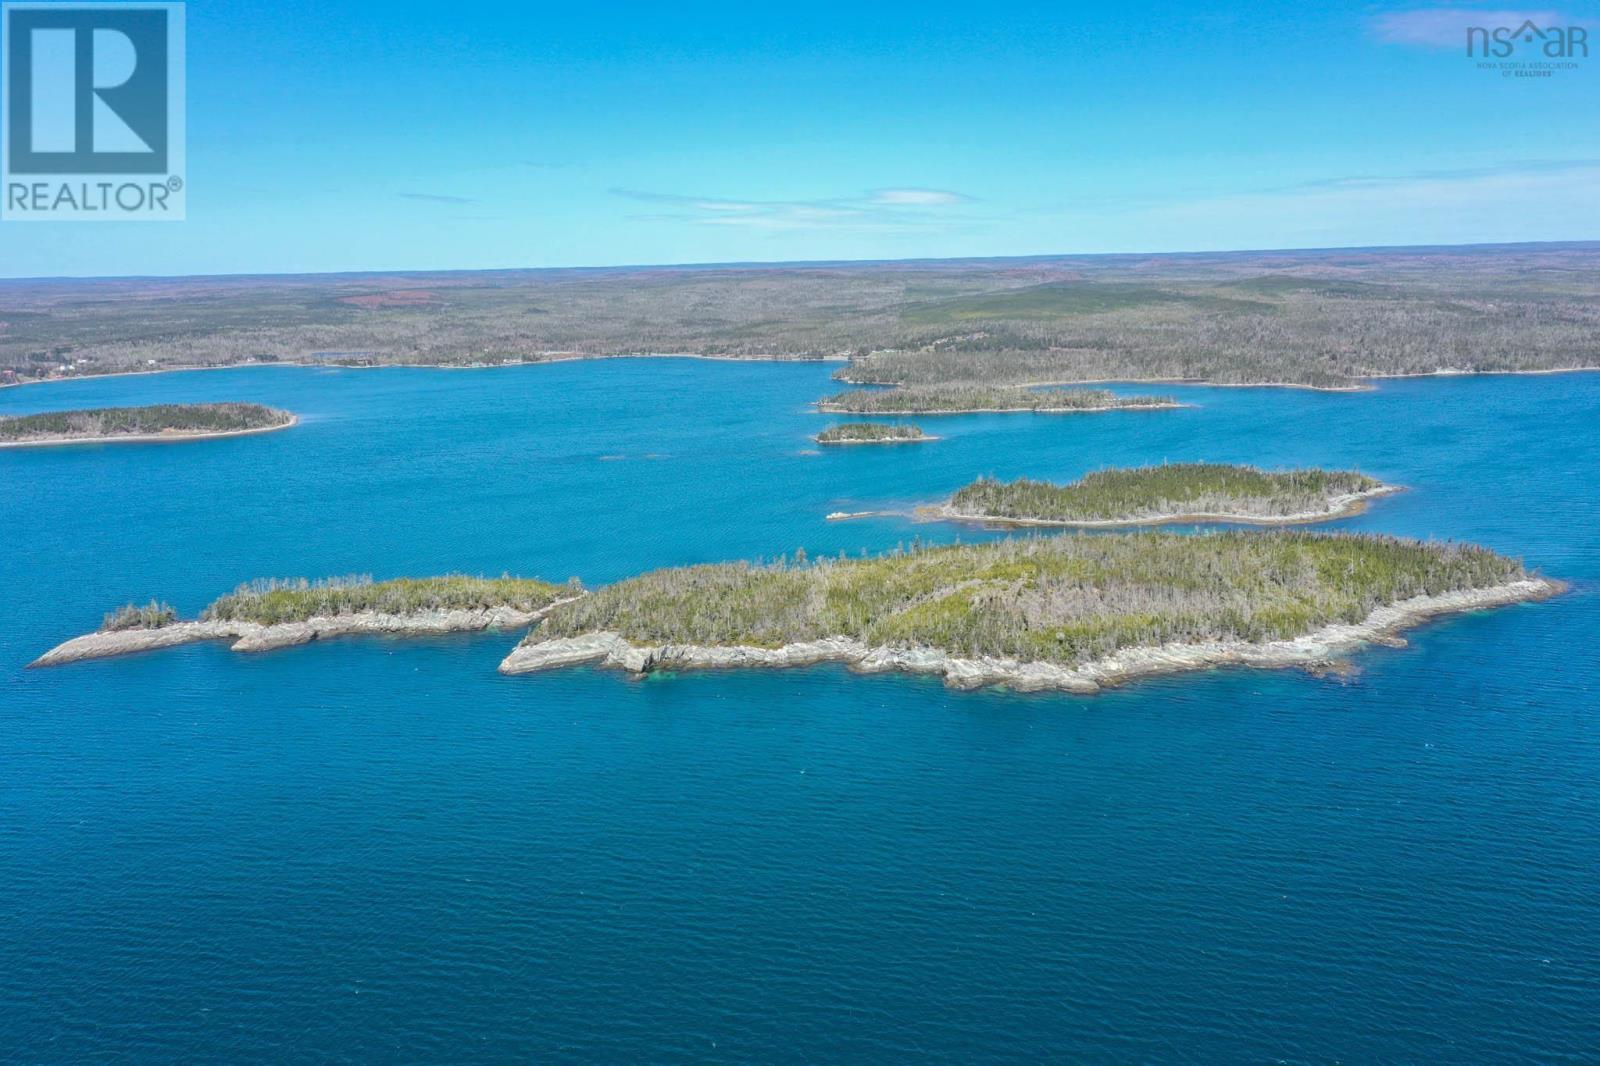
(866, 188, 972, 206)
(611, 186, 976, 232)
(1077, 159, 1600, 249)
(1369, 8, 1567, 48)
(399, 192, 478, 205)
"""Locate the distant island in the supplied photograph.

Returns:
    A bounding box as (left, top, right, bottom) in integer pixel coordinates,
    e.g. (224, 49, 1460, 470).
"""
(818, 385, 1180, 415)
(933, 464, 1397, 527)
(32, 575, 581, 666)
(816, 422, 935, 444)
(0, 403, 295, 447)
(500, 533, 1560, 693)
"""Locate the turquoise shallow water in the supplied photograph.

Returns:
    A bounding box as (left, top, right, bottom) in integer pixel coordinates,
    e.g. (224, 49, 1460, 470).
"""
(2, 360, 1598, 1061)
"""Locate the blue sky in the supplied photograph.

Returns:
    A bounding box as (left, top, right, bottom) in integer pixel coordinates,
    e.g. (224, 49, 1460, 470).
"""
(3, 0, 1598, 277)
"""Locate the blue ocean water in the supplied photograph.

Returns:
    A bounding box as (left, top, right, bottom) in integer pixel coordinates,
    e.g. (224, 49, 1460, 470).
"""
(2, 360, 1597, 1062)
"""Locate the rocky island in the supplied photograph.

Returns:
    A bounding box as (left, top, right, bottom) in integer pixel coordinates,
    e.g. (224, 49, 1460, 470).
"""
(499, 532, 1559, 693)
(817, 385, 1181, 415)
(931, 463, 1398, 527)
(816, 422, 935, 444)
(0, 403, 296, 447)
(32, 575, 580, 666)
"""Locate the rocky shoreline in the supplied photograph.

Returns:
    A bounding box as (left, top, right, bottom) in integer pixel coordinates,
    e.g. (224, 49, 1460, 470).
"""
(0, 417, 298, 449)
(815, 401, 1186, 416)
(30, 600, 579, 667)
(927, 484, 1402, 529)
(497, 579, 1561, 693)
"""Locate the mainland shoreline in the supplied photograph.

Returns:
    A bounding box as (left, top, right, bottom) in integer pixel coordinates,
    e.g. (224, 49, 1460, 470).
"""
(7, 357, 1597, 397)
(815, 400, 1187, 416)
(837, 366, 1600, 395)
(0, 353, 846, 392)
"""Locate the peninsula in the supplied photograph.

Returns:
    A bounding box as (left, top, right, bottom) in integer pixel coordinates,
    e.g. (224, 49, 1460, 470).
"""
(816, 422, 935, 444)
(499, 533, 1560, 693)
(932, 464, 1397, 527)
(818, 385, 1180, 415)
(0, 403, 295, 447)
(33, 575, 580, 666)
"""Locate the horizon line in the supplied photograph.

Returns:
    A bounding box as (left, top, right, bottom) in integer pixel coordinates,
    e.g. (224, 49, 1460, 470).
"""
(2, 237, 1598, 286)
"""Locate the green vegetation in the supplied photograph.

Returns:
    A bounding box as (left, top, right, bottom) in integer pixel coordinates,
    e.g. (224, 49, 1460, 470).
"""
(527, 532, 1530, 665)
(201, 574, 574, 626)
(1218, 276, 1394, 298)
(898, 281, 1222, 324)
(902, 275, 1260, 321)
(0, 403, 292, 443)
(816, 422, 929, 443)
(101, 601, 178, 632)
(947, 464, 1385, 523)
(3, 246, 1595, 389)
(820, 385, 1175, 414)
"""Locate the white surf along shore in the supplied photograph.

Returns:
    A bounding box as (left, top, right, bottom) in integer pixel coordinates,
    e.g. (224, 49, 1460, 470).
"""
(498, 579, 1561, 693)
(30, 597, 583, 668)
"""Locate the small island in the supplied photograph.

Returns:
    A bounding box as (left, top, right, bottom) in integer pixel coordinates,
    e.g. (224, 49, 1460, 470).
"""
(0, 403, 295, 448)
(817, 385, 1181, 415)
(816, 422, 935, 445)
(931, 463, 1398, 527)
(32, 574, 582, 666)
(499, 533, 1560, 693)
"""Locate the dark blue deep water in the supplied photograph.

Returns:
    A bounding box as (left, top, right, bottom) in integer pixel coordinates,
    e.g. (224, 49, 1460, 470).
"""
(3, 361, 1598, 1061)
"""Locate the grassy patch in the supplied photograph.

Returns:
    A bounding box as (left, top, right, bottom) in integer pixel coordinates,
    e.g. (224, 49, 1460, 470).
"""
(101, 601, 178, 632)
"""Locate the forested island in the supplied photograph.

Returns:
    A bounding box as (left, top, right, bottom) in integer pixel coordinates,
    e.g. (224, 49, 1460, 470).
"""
(819, 385, 1179, 415)
(37, 541, 1560, 690)
(499, 533, 1560, 692)
(0, 403, 294, 446)
(34, 575, 581, 665)
(816, 422, 933, 444)
(935, 464, 1395, 527)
